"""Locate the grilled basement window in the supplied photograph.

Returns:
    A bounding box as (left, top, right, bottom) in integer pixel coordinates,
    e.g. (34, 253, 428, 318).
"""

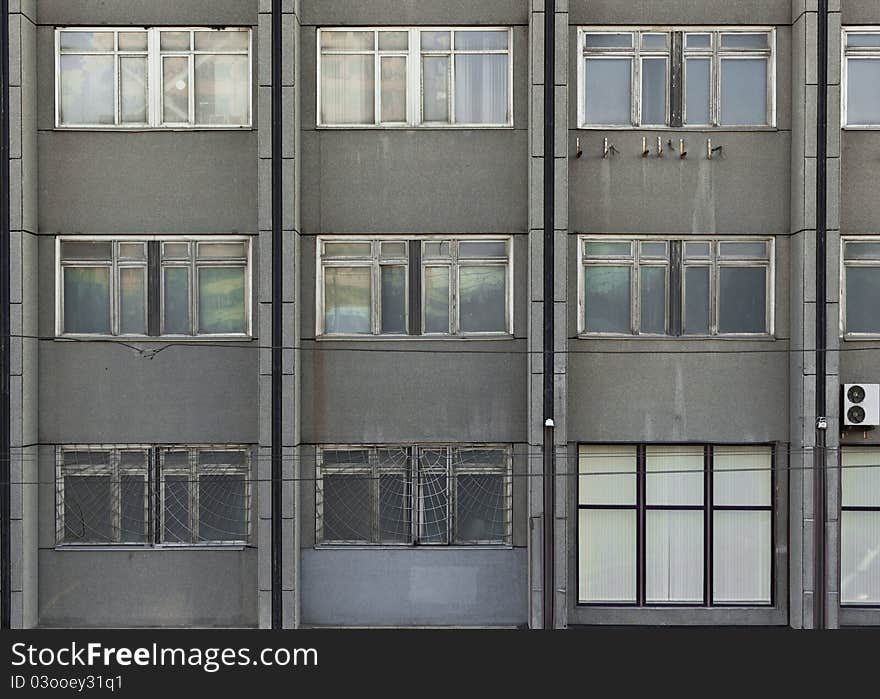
(840, 448, 880, 605)
(578, 237, 773, 337)
(577, 444, 774, 606)
(577, 27, 775, 128)
(56, 445, 252, 546)
(843, 28, 880, 127)
(841, 238, 880, 337)
(57, 236, 251, 338)
(316, 445, 512, 545)
(318, 27, 513, 127)
(317, 237, 512, 337)
(55, 27, 252, 128)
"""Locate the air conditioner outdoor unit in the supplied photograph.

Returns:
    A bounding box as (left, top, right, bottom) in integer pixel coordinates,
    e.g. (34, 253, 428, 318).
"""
(843, 383, 880, 427)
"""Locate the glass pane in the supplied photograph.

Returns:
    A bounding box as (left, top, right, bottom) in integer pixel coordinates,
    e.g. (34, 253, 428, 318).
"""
(378, 473, 410, 543)
(119, 267, 146, 335)
(60, 31, 115, 51)
(163, 267, 191, 334)
(641, 33, 668, 50)
(684, 266, 710, 335)
(419, 468, 449, 544)
(685, 58, 711, 124)
(460, 241, 508, 258)
(195, 55, 250, 125)
(456, 474, 507, 542)
(646, 510, 704, 604)
(199, 474, 248, 541)
(194, 30, 250, 52)
(847, 33, 880, 48)
(842, 448, 880, 508)
(324, 242, 371, 257)
(118, 32, 148, 51)
(455, 448, 507, 470)
(380, 242, 407, 258)
(64, 267, 111, 334)
(841, 511, 880, 605)
(160, 31, 191, 51)
(321, 55, 375, 124)
(197, 242, 247, 259)
(721, 33, 769, 50)
(685, 241, 711, 258)
(59, 55, 115, 125)
(640, 266, 666, 334)
(63, 450, 110, 468)
(322, 30, 374, 51)
(199, 450, 248, 467)
(640, 242, 667, 258)
(322, 449, 369, 467)
(422, 56, 450, 122)
(61, 241, 112, 260)
(380, 265, 407, 334)
(198, 267, 247, 334)
(585, 241, 631, 257)
(578, 509, 636, 603)
(578, 444, 636, 506)
(163, 475, 191, 543)
(119, 56, 148, 123)
(646, 445, 703, 506)
(455, 55, 509, 124)
(120, 475, 147, 543)
(720, 241, 767, 258)
(454, 30, 508, 51)
(845, 241, 880, 260)
(641, 58, 667, 125)
(380, 56, 407, 122)
(459, 265, 507, 333)
(720, 58, 768, 125)
(63, 476, 112, 542)
(584, 266, 631, 333)
(324, 266, 371, 334)
(424, 266, 450, 333)
(713, 446, 772, 507)
(584, 58, 632, 124)
(163, 450, 189, 468)
(846, 267, 880, 334)
(584, 33, 633, 49)
(163, 56, 190, 123)
(685, 33, 712, 50)
(378, 31, 408, 51)
(421, 31, 451, 51)
(846, 59, 880, 125)
(118, 242, 146, 260)
(119, 450, 147, 468)
(718, 266, 767, 333)
(163, 242, 190, 259)
(423, 241, 451, 258)
(713, 511, 771, 604)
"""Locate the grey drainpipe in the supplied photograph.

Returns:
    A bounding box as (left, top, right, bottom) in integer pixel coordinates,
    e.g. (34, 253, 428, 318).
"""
(1, 0, 12, 631)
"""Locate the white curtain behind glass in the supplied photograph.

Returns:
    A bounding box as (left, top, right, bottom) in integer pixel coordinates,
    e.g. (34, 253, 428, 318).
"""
(322, 55, 375, 124)
(454, 54, 508, 124)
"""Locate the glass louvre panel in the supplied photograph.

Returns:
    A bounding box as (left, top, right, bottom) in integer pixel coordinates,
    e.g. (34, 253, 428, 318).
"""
(718, 266, 766, 333)
(584, 58, 632, 124)
(841, 511, 880, 605)
(199, 474, 247, 541)
(380, 56, 407, 122)
(378, 473, 410, 542)
(118, 32, 148, 51)
(683, 266, 710, 335)
(193, 31, 249, 52)
(119, 56, 148, 123)
(641, 58, 667, 125)
(424, 267, 451, 333)
(585, 241, 631, 257)
(62, 241, 112, 260)
(578, 445, 636, 506)
(720, 58, 768, 125)
(321, 31, 374, 50)
(194, 55, 249, 125)
(842, 449, 880, 508)
(198, 267, 246, 334)
(846, 267, 880, 333)
(646, 510, 703, 603)
(120, 475, 147, 543)
(119, 267, 147, 335)
(455, 55, 508, 124)
(685, 58, 711, 124)
(420, 31, 451, 50)
(163, 451, 189, 468)
(160, 31, 191, 51)
(380, 266, 407, 334)
(63, 475, 112, 542)
(321, 55, 374, 124)
(578, 509, 637, 603)
(685, 242, 711, 258)
(713, 510, 771, 603)
(324, 266, 371, 334)
(163, 476, 191, 543)
(423, 241, 451, 258)
(584, 33, 633, 49)
(456, 474, 506, 541)
(641, 34, 668, 50)
(685, 34, 711, 49)
(847, 33, 880, 47)
(847, 59, 880, 125)
(713, 446, 771, 507)
(720, 33, 769, 49)
(163, 267, 190, 334)
(60, 55, 115, 125)
(460, 241, 508, 258)
(640, 266, 666, 334)
(459, 266, 506, 333)
(163, 56, 190, 122)
(199, 451, 248, 467)
(378, 32, 408, 51)
(584, 266, 631, 333)
(845, 242, 880, 259)
(118, 243, 146, 260)
(64, 267, 111, 334)
(163, 242, 190, 259)
(324, 242, 371, 257)
(60, 31, 115, 51)
(322, 449, 369, 467)
(381, 242, 407, 258)
(646, 446, 703, 506)
(419, 468, 449, 543)
(640, 242, 667, 258)
(720, 242, 767, 257)
(198, 242, 247, 259)
(454, 31, 508, 50)
(422, 56, 450, 122)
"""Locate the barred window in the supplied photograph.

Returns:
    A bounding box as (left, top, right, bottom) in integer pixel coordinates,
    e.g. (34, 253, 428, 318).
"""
(57, 445, 251, 546)
(316, 445, 512, 545)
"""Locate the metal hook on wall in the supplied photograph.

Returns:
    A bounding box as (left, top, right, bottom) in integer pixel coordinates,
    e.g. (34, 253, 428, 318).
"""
(679, 139, 687, 159)
(642, 136, 649, 158)
(575, 136, 583, 159)
(656, 136, 663, 158)
(707, 138, 724, 160)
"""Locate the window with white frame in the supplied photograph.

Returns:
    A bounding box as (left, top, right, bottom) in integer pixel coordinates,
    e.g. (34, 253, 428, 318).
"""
(316, 445, 512, 545)
(578, 27, 775, 128)
(577, 444, 773, 606)
(841, 448, 880, 605)
(318, 27, 513, 127)
(56, 27, 252, 128)
(57, 445, 251, 546)
(841, 238, 880, 337)
(317, 237, 512, 336)
(57, 237, 251, 337)
(578, 237, 773, 336)
(843, 28, 880, 127)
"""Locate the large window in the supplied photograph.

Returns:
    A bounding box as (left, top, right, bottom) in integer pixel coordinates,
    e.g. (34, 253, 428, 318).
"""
(577, 444, 773, 606)
(56, 27, 252, 128)
(318, 27, 513, 127)
(578, 27, 775, 128)
(57, 237, 251, 338)
(841, 237, 880, 337)
(578, 237, 773, 337)
(843, 28, 880, 127)
(316, 445, 511, 545)
(317, 237, 512, 337)
(841, 448, 880, 606)
(57, 445, 251, 546)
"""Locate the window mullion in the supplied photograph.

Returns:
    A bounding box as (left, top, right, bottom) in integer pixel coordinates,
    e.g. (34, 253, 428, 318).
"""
(190, 448, 198, 544)
(670, 32, 683, 127)
(632, 256, 639, 335)
(633, 37, 641, 126)
(111, 449, 121, 543)
(412, 446, 421, 544)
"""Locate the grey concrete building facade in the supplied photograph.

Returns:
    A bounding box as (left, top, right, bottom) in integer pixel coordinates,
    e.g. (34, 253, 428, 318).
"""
(0, 0, 877, 629)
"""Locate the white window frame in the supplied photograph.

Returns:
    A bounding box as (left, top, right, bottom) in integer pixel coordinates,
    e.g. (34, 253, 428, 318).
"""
(316, 235, 514, 338)
(577, 26, 777, 129)
(55, 27, 253, 129)
(577, 235, 775, 338)
(316, 27, 514, 128)
(839, 235, 880, 339)
(842, 27, 880, 129)
(55, 235, 253, 339)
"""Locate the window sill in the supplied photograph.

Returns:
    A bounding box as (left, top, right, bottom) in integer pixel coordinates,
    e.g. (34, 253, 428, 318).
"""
(314, 333, 515, 341)
(54, 335, 255, 343)
(54, 545, 249, 552)
(842, 334, 880, 341)
(842, 125, 880, 131)
(313, 544, 513, 551)
(576, 125, 779, 132)
(576, 333, 776, 341)
(315, 124, 515, 131)
(53, 126, 254, 133)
